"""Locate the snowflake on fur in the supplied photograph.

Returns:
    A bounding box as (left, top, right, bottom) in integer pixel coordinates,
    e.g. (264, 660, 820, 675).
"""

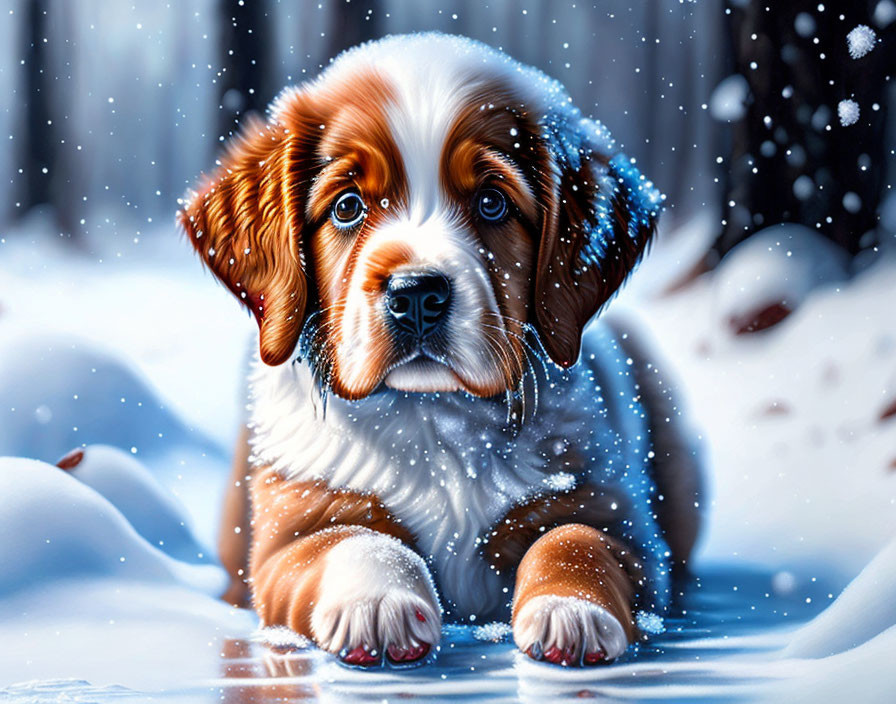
(847, 25, 877, 59)
(838, 99, 860, 127)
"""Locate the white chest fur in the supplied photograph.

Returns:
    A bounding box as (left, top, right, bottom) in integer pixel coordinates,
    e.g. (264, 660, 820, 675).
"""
(248, 325, 661, 620)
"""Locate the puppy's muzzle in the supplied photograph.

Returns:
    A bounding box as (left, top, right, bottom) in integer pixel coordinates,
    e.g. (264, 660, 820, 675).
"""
(385, 272, 452, 339)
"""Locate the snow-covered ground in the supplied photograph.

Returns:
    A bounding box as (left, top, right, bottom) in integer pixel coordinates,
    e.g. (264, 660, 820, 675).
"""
(1, 216, 895, 702)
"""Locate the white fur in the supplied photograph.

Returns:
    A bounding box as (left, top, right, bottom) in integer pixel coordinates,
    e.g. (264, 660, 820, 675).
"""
(310, 531, 441, 654)
(513, 595, 628, 663)
(335, 208, 504, 395)
(273, 34, 619, 398)
(249, 34, 666, 623)
(250, 354, 550, 619)
(248, 324, 656, 621)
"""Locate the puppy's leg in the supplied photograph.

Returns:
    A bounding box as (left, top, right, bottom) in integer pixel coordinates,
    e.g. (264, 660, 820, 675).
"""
(252, 525, 441, 666)
(218, 425, 252, 606)
(249, 470, 440, 666)
(512, 524, 637, 666)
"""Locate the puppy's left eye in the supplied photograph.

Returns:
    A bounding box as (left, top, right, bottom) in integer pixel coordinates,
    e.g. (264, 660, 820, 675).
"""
(474, 188, 509, 223)
(331, 191, 367, 229)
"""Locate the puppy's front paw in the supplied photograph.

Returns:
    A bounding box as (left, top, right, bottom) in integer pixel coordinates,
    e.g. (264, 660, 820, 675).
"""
(310, 532, 441, 667)
(513, 595, 628, 666)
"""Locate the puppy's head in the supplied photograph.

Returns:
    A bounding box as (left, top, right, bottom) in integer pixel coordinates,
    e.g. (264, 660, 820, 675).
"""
(179, 35, 661, 401)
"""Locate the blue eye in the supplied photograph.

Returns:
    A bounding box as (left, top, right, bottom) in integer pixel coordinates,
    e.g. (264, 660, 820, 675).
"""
(331, 191, 366, 228)
(475, 188, 508, 223)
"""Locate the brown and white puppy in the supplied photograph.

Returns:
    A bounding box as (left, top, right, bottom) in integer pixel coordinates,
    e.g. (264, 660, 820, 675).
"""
(179, 34, 701, 668)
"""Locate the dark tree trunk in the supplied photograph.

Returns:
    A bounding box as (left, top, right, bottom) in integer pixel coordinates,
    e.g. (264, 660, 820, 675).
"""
(712, 0, 895, 261)
(21, 0, 55, 214)
(327, 0, 381, 60)
(218, 0, 274, 139)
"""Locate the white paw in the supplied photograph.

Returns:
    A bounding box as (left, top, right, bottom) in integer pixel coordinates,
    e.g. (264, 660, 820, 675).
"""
(310, 532, 441, 665)
(514, 595, 628, 666)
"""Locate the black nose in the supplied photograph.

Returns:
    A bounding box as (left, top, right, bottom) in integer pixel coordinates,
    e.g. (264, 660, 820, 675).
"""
(385, 272, 452, 338)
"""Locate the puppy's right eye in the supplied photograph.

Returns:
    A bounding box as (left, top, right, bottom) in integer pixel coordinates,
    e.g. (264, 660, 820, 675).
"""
(331, 191, 367, 229)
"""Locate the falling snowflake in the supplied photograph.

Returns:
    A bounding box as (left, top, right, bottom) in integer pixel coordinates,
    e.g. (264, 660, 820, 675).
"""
(472, 621, 513, 643)
(846, 25, 878, 59)
(838, 99, 860, 127)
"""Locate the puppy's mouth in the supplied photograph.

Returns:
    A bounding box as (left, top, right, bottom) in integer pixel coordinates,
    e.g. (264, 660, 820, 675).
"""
(383, 353, 462, 393)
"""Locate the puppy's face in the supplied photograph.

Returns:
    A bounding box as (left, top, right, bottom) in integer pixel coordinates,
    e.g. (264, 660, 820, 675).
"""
(179, 36, 660, 401)
(303, 75, 545, 399)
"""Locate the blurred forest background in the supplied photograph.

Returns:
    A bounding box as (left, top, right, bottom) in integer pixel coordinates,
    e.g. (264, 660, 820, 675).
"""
(1, 0, 894, 268)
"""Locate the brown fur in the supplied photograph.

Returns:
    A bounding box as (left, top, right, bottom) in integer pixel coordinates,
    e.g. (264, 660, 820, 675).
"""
(439, 80, 545, 386)
(511, 523, 639, 642)
(248, 466, 415, 637)
(533, 148, 655, 368)
(484, 483, 634, 572)
(178, 70, 399, 370)
(219, 426, 252, 607)
(184, 51, 677, 665)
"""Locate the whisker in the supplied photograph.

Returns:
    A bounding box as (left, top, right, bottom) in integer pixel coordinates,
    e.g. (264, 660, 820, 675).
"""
(479, 319, 544, 424)
(477, 323, 530, 429)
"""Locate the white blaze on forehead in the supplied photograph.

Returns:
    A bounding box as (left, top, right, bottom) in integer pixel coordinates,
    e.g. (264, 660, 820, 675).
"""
(385, 64, 471, 220)
(304, 33, 554, 219)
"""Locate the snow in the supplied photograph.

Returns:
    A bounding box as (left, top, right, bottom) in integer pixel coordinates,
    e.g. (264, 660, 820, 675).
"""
(0, 457, 217, 595)
(794, 12, 817, 38)
(59, 444, 212, 564)
(710, 223, 848, 329)
(846, 24, 878, 59)
(2, 222, 896, 699)
(709, 74, 749, 122)
(626, 228, 896, 581)
(472, 622, 513, 643)
(0, 456, 253, 693)
(635, 611, 665, 635)
(838, 99, 860, 126)
(875, 0, 896, 28)
(783, 537, 896, 659)
(254, 625, 313, 651)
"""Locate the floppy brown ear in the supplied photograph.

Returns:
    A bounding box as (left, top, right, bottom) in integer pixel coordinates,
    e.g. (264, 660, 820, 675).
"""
(533, 120, 662, 368)
(178, 110, 315, 366)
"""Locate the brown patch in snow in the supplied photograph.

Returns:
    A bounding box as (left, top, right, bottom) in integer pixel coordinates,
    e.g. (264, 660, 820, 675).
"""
(56, 448, 85, 471)
(761, 400, 791, 416)
(730, 301, 792, 335)
(879, 398, 896, 423)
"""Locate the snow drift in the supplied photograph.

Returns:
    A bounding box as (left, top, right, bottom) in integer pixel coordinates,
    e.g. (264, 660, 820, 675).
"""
(0, 454, 252, 692)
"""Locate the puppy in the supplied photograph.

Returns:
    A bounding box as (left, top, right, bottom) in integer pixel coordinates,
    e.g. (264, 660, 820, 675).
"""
(179, 33, 701, 668)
